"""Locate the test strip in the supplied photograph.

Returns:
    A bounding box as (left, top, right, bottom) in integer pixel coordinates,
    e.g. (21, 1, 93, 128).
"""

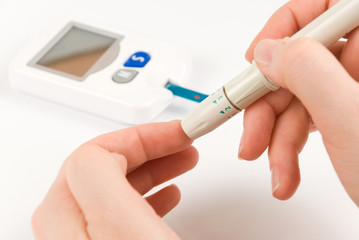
(165, 82, 208, 103)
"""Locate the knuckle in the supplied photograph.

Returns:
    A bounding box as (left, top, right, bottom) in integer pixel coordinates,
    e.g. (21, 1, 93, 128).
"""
(281, 38, 317, 69)
(65, 144, 97, 172)
(277, 38, 320, 87)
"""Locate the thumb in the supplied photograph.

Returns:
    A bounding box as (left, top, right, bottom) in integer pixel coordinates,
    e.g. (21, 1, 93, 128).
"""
(254, 37, 359, 148)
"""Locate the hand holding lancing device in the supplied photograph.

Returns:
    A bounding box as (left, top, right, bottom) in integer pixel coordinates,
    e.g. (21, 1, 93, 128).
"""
(241, 0, 359, 206)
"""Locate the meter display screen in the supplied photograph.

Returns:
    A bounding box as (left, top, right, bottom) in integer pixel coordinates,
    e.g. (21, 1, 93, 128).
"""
(37, 26, 115, 77)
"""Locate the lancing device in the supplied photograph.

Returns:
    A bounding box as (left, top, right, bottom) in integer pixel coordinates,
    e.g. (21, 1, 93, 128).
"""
(181, 0, 359, 139)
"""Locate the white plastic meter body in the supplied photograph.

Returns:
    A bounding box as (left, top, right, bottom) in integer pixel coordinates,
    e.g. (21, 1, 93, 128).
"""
(9, 18, 192, 124)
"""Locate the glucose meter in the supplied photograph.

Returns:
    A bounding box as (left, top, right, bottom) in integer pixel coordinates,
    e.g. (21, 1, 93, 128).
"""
(9, 18, 193, 124)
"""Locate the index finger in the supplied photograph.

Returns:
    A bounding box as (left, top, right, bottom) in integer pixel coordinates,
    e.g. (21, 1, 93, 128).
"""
(245, 0, 339, 61)
(90, 120, 193, 169)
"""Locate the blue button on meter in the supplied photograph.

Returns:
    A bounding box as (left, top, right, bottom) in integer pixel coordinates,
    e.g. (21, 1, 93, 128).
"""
(124, 51, 151, 68)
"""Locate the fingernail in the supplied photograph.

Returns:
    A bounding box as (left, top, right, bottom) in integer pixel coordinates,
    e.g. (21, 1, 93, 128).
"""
(238, 134, 244, 160)
(254, 39, 284, 67)
(271, 166, 280, 194)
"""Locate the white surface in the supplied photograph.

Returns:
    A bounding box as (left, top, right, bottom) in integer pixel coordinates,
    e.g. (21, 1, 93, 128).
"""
(0, 0, 358, 239)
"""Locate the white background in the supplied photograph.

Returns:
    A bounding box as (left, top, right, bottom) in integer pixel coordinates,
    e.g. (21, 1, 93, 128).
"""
(0, 0, 358, 239)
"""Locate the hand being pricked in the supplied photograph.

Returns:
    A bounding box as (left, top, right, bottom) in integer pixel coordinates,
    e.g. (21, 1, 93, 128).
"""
(32, 120, 198, 240)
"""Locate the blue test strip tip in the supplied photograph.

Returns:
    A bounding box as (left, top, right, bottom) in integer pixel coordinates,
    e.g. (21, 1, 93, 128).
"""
(165, 82, 208, 103)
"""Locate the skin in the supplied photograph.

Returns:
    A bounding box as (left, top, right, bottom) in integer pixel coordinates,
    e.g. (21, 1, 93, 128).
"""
(240, 0, 359, 205)
(32, 120, 198, 239)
